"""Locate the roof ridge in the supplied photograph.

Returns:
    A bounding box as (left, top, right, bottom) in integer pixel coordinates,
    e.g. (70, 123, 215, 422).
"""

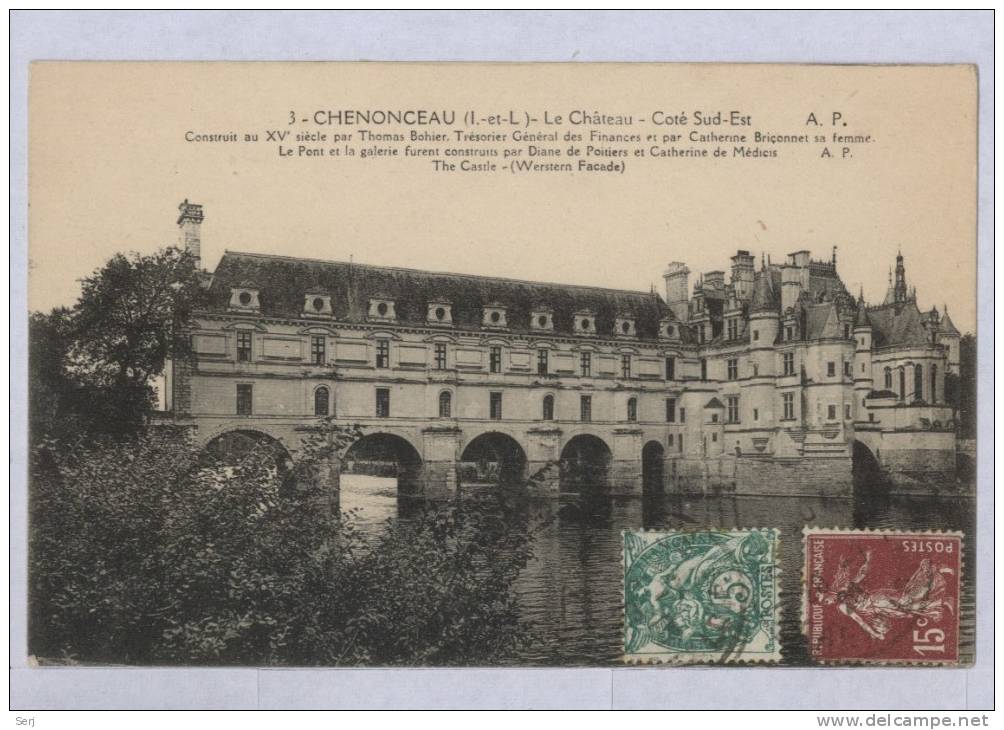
(219, 250, 662, 300)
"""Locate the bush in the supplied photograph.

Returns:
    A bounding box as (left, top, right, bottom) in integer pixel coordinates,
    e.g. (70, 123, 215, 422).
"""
(29, 424, 540, 666)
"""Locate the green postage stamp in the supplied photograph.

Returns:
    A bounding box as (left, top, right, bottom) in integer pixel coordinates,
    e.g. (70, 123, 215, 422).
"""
(623, 529, 782, 664)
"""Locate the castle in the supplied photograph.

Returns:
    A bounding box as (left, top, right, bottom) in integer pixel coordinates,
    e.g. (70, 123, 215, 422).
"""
(165, 201, 962, 497)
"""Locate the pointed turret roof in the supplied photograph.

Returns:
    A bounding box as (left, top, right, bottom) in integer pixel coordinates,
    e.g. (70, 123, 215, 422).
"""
(939, 305, 961, 336)
(750, 270, 778, 313)
(853, 297, 871, 329)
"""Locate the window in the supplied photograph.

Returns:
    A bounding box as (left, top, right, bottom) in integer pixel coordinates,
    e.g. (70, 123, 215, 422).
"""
(843, 323, 851, 339)
(490, 346, 502, 373)
(627, 397, 637, 422)
(580, 351, 591, 377)
(869, 412, 875, 422)
(376, 340, 390, 369)
(438, 391, 452, 418)
(699, 325, 706, 344)
(680, 407, 686, 423)
(727, 318, 738, 341)
(314, 386, 329, 416)
(665, 356, 675, 380)
(311, 335, 326, 365)
(898, 367, 906, 401)
(753, 408, 759, 422)
(844, 361, 852, 377)
(884, 367, 892, 390)
(375, 388, 390, 417)
(727, 396, 739, 424)
(783, 352, 795, 376)
(727, 358, 738, 380)
(700, 359, 708, 380)
(542, 394, 554, 421)
(580, 395, 592, 422)
(679, 434, 684, 452)
(237, 331, 252, 362)
(490, 392, 503, 420)
(930, 365, 937, 403)
(236, 384, 252, 415)
(827, 361, 836, 377)
(621, 354, 632, 379)
(668, 434, 674, 447)
(434, 342, 447, 370)
(712, 432, 718, 442)
(914, 364, 923, 401)
(752, 362, 759, 377)
(785, 326, 793, 341)
(753, 329, 760, 341)
(711, 413, 719, 423)
(845, 404, 852, 420)
(827, 404, 837, 421)
(537, 349, 549, 376)
(783, 392, 794, 420)
(666, 398, 676, 423)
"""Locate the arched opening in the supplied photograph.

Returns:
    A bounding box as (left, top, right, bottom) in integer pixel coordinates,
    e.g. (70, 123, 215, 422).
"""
(851, 440, 887, 497)
(542, 394, 555, 421)
(438, 390, 452, 418)
(314, 386, 330, 416)
(560, 434, 612, 495)
(200, 430, 293, 490)
(343, 433, 424, 496)
(460, 432, 528, 487)
(641, 440, 665, 495)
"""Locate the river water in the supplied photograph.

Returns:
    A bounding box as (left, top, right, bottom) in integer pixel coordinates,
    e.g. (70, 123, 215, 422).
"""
(340, 476, 976, 666)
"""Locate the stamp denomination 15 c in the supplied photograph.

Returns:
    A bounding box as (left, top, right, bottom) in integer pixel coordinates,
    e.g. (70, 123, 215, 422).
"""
(623, 529, 781, 664)
(803, 528, 963, 665)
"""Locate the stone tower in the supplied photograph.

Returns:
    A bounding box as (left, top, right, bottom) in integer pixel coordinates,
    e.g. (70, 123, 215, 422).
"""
(178, 199, 204, 270)
(663, 262, 690, 322)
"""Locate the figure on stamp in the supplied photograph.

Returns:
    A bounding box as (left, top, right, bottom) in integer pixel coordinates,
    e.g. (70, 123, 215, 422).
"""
(819, 550, 955, 640)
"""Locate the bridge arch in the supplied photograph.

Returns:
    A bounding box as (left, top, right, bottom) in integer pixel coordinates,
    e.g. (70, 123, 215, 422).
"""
(851, 439, 887, 496)
(460, 431, 528, 486)
(343, 432, 424, 495)
(560, 433, 612, 494)
(642, 440, 665, 495)
(199, 429, 294, 483)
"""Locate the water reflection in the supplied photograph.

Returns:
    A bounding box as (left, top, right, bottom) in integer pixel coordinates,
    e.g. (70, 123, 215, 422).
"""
(339, 476, 975, 667)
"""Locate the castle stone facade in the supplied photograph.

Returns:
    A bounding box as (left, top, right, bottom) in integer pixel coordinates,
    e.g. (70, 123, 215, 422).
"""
(166, 201, 962, 497)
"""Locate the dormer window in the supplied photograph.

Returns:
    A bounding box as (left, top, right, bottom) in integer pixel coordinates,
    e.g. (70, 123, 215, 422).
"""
(659, 317, 679, 340)
(531, 307, 554, 332)
(303, 292, 332, 317)
(615, 315, 636, 338)
(368, 296, 397, 322)
(427, 300, 453, 326)
(229, 284, 260, 312)
(574, 310, 596, 335)
(482, 304, 508, 329)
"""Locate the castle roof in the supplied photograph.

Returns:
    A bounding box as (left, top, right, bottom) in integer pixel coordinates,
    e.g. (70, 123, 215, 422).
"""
(803, 303, 843, 339)
(939, 308, 961, 336)
(207, 251, 674, 340)
(853, 298, 872, 329)
(866, 301, 932, 348)
(750, 270, 778, 312)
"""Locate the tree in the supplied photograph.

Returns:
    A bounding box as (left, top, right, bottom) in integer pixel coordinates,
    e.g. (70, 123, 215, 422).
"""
(30, 247, 204, 438)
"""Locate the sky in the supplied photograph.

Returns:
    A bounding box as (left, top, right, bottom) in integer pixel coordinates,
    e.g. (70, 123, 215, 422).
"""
(29, 63, 977, 333)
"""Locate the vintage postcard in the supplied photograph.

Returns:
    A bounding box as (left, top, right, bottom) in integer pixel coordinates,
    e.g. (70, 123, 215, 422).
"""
(26, 62, 977, 669)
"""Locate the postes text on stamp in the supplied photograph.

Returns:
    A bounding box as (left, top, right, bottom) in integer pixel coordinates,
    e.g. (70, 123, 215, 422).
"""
(803, 529, 963, 665)
(623, 529, 781, 664)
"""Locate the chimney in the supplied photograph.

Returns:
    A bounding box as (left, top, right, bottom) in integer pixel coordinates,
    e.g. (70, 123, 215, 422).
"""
(663, 262, 690, 321)
(177, 199, 204, 269)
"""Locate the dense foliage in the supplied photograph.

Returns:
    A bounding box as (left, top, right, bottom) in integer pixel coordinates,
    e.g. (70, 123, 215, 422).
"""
(29, 247, 203, 439)
(29, 422, 540, 666)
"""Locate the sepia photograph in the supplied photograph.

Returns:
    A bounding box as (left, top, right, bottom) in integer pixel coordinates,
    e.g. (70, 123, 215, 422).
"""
(24, 61, 978, 671)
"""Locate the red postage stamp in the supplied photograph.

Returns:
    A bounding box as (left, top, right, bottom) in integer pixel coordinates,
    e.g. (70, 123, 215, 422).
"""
(803, 528, 963, 664)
